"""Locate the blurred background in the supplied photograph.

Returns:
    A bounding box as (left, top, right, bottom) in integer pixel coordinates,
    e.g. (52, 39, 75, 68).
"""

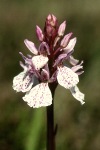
(0, 0, 100, 150)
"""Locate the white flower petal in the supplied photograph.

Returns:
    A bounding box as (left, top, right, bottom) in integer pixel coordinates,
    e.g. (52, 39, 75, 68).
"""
(13, 71, 34, 92)
(64, 37, 77, 53)
(21, 74, 34, 92)
(13, 71, 25, 92)
(70, 86, 85, 105)
(71, 61, 83, 72)
(23, 83, 52, 108)
(57, 66, 79, 89)
(32, 55, 48, 70)
(68, 55, 79, 66)
(24, 39, 38, 55)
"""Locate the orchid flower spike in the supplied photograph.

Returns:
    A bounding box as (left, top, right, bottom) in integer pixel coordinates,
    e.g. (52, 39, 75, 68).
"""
(13, 14, 85, 108)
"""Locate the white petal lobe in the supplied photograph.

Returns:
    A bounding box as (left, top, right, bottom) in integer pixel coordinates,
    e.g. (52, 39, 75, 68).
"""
(70, 86, 85, 105)
(57, 66, 79, 89)
(21, 74, 34, 92)
(69, 56, 79, 66)
(24, 39, 38, 55)
(13, 71, 33, 92)
(32, 55, 48, 70)
(23, 83, 52, 108)
(64, 37, 77, 53)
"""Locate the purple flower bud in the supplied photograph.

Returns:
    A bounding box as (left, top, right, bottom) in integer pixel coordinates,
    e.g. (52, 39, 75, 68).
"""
(58, 21, 66, 36)
(44, 14, 58, 38)
(60, 32, 73, 48)
(46, 14, 57, 27)
(36, 25, 44, 42)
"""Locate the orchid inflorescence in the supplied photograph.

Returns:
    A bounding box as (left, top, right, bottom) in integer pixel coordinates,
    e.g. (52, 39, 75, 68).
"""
(13, 14, 85, 108)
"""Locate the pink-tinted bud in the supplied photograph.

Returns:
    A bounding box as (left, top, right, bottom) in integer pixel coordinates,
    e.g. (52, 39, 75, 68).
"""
(36, 25, 44, 42)
(58, 21, 66, 36)
(46, 14, 57, 27)
(45, 14, 58, 38)
(60, 32, 73, 48)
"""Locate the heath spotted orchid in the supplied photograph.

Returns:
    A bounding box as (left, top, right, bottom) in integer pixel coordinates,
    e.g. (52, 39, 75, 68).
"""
(13, 14, 85, 108)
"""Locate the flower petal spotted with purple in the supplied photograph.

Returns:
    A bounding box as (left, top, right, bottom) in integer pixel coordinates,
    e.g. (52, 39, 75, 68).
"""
(13, 71, 34, 92)
(57, 66, 79, 89)
(32, 55, 48, 70)
(23, 83, 52, 108)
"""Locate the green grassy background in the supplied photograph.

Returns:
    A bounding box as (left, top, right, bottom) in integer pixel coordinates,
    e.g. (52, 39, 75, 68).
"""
(0, 0, 100, 150)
